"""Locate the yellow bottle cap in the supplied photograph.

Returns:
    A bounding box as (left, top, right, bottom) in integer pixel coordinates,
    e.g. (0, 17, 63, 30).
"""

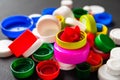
(56, 30, 87, 50)
(96, 25, 108, 36)
(80, 14, 97, 34)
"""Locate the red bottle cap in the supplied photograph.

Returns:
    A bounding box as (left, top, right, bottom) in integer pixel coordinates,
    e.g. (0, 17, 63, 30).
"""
(9, 29, 37, 57)
(87, 32, 95, 47)
(60, 26, 80, 42)
(92, 46, 110, 60)
(36, 60, 60, 80)
(87, 50, 102, 66)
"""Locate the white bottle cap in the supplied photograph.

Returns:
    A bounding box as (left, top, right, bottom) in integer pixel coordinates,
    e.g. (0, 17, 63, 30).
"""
(61, 0, 73, 9)
(98, 64, 120, 80)
(0, 40, 13, 57)
(57, 60, 76, 70)
(53, 6, 74, 19)
(22, 39, 43, 57)
(36, 15, 61, 43)
(83, 5, 105, 14)
(29, 14, 41, 18)
(109, 28, 120, 45)
(110, 47, 120, 59)
(65, 17, 86, 31)
(106, 58, 120, 76)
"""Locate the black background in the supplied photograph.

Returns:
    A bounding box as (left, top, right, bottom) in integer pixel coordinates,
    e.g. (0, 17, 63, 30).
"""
(0, 0, 120, 80)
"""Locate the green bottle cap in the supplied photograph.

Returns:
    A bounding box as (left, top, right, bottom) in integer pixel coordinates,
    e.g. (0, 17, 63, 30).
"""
(33, 43, 53, 61)
(76, 62, 90, 80)
(10, 58, 35, 79)
(73, 8, 88, 19)
(95, 34, 115, 53)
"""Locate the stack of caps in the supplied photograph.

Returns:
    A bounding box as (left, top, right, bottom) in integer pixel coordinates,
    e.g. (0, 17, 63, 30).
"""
(98, 47, 120, 80)
(54, 26, 90, 70)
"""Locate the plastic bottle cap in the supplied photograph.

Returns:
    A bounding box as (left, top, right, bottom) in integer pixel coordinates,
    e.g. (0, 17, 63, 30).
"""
(83, 5, 105, 15)
(1, 15, 35, 39)
(80, 14, 97, 34)
(86, 50, 102, 66)
(22, 39, 43, 57)
(92, 46, 110, 60)
(96, 23, 103, 32)
(109, 28, 120, 45)
(90, 54, 103, 72)
(9, 29, 38, 57)
(65, 17, 86, 31)
(41, 8, 56, 15)
(10, 58, 35, 79)
(56, 30, 87, 49)
(73, 8, 88, 19)
(36, 60, 60, 80)
(98, 64, 120, 80)
(32, 28, 40, 38)
(76, 62, 91, 80)
(54, 42, 90, 64)
(53, 6, 74, 18)
(110, 47, 120, 59)
(94, 12, 112, 26)
(61, 0, 73, 9)
(106, 59, 120, 76)
(89, 5, 105, 14)
(29, 14, 41, 25)
(95, 34, 115, 53)
(36, 15, 61, 43)
(96, 24, 108, 36)
(32, 43, 53, 61)
(55, 15, 66, 30)
(57, 60, 76, 70)
(87, 32, 95, 47)
(0, 39, 13, 57)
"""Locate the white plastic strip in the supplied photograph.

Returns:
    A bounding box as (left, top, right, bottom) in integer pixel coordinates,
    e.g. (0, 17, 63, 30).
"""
(23, 39, 43, 57)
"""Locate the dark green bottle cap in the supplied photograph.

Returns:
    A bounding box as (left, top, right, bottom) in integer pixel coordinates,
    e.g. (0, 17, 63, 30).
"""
(33, 43, 53, 61)
(10, 58, 35, 79)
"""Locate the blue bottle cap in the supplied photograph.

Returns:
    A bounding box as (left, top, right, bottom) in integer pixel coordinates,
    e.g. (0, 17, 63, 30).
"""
(96, 23, 103, 32)
(94, 12, 112, 26)
(41, 8, 57, 15)
(1, 15, 35, 39)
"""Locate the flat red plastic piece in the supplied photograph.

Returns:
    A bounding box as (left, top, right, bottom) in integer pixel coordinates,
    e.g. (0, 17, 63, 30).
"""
(9, 29, 37, 57)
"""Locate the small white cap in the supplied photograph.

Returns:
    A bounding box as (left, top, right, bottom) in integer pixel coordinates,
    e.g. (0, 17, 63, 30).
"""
(110, 47, 120, 59)
(61, 0, 73, 9)
(29, 14, 41, 18)
(98, 64, 120, 80)
(57, 60, 76, 70)
(22, 39, 43, 57)
(65, 17, 86, 31)
(109, 28, 120, 45)
(83, 5, 105, 14)
(36, 15, 61, 43)
(53, 6, 74, 18)
(106, 58, 120, 76)
(0, 39, 13, 57)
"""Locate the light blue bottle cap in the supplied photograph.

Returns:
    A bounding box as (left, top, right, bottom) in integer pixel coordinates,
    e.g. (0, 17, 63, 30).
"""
(96, 23, 103, 32)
